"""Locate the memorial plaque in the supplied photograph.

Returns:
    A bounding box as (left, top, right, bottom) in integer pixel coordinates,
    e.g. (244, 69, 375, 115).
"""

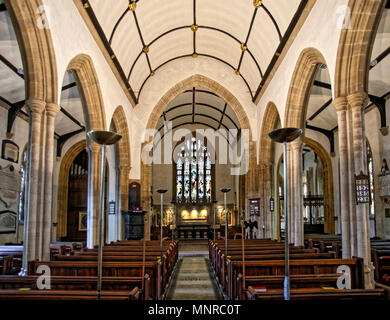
(249, 198, 260, 216)
(355, 171, 370, 204)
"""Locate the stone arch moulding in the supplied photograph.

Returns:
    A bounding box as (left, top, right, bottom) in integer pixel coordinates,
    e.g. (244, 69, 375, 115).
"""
(56, 140, 86, 240)
(334, 0, 386, 98)
(111, 105, 131, 211)
(304, 137, 335, 235)
(259, 102, 281, 166)
(66, 54, 107, 133)
(4, 0, 58, 104)
(141, 74, 253, 215)
(284, 48, 327, 130)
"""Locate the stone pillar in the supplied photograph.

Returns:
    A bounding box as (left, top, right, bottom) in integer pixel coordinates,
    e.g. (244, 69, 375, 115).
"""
(40, 103, 61, 260)
(86, 142, 101, 248)
(286, 144, 294, 243)
(24, 99, 46, 261)
(118, 165, 130, 240)
(348, 92, 374, 289)
(291, 138, 304, 246)
(141, 163, 152, 240)
(333, 97, 351, 258)
(346, 106, 358, 256)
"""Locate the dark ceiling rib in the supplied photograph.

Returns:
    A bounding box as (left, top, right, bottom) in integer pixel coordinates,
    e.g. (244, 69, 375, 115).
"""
(261, 4, 282, 41)
(237, 7, 259, 73)
(108, 8, 129, 44)
(313, 80, 331, 90)
(81, 0, 137, 103)
(306, 124, 335, 154)
(253, 0, 309, 103)
(136, 54, 193, 99)
(308, 98, 332, 121)
(162, 102, 239, 130)
(158, 113, 229, 133)
(218, 103, 228, 130)
(183, 89, 219, 98)
(193, 0, 197, 55)
(192, 87, 196, 123)
(370, 46, 390, 69)
(127, 25, 263, 82)
(56, 128, 85, 157)
(136, 53, 255, 100)
(0, 54, 24, 79)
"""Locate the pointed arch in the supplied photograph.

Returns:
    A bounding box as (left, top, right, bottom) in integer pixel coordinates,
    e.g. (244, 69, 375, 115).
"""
(57, 140, 86, 240)
(4, 0, 58, 103)
(284, 48, 327, 130)
(304, 137, 335, 235)
(259, 102, 281, 166)
(66, 54, 106, 132)
(334, 0, 386, 97)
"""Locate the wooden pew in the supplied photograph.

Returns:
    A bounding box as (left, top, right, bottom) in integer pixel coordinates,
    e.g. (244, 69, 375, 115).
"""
(246, 286, 390, 300)
(0, 274, 151, 299)
(28, 260, 163, 300)
(236, 273, 341, 300)
(371, 248, 390, 285)
(0, 289, 140, 300)
(225, 258, 364, 300)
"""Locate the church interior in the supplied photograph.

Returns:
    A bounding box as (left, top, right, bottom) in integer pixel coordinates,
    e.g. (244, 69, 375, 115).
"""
(0, 0, 390, 302)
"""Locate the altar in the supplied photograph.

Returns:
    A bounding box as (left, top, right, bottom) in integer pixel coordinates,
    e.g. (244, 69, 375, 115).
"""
(175, 203, 211, 239)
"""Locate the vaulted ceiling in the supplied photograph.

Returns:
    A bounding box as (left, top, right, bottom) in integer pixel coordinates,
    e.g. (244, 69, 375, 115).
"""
(88, 0, 302, 101)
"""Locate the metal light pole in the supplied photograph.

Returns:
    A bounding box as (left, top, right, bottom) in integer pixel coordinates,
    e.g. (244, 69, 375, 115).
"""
(87, 130, 122, 300)
(157, 190, 167, 261)
(212, 200, 218, 242)
(221, 189, 231, 258)
(269, 127, 302, 301)
(171, 200, 176, 242)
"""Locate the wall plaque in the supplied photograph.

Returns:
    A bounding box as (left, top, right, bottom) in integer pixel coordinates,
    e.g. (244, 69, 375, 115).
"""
(249, 198, 260, 216)
(355, 171, 370, 204)
(0, 210, 17, 233)
(1, 140, 19, 163)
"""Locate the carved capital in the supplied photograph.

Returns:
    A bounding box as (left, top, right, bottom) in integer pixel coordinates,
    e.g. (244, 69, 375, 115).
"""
(46, 103, 61, 118)
(332, 96, 348, 112)
(26, 99, 45, 115)
(86, 141, 101, 154)
(347, 92, 369, 111)
(380, 126, 389, 136)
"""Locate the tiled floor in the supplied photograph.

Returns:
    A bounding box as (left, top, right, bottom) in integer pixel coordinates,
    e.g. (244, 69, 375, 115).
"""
(165, 241, 222, 300)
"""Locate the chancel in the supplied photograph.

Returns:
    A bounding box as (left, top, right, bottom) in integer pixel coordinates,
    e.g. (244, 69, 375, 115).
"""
(0, 0, 389, 303)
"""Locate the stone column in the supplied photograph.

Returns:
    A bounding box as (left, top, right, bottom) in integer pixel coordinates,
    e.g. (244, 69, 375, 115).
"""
(86, 142, 101, 248)
(24, 99, 46, 262)
(346, 106, 358, 256)
(291, 138, 304, 246)
(333, 97, 351, 258)
(41, 103, 61, 260)
(286, 144, 293, 243)
(118, 165, 130, 240)
(348, 92, 374, 289)
(141, 163, 152, 240)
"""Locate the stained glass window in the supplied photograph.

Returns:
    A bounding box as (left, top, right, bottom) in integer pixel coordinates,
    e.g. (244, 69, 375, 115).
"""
(367, 143, 375, 217)
(176, 136, 212, 203)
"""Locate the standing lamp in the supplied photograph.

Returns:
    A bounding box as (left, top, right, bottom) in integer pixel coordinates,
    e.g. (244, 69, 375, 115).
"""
(212, 200, 218, 242)
(87, 130, 122, 300)
(171, 200, 176, 241)
(157, 189, 167, 261)
(268, 127, 302, 301)
(221, 188, 231, 258)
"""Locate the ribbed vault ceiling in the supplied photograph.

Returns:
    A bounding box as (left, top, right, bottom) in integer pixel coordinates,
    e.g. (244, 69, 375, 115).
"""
(89, 0, 302, 100)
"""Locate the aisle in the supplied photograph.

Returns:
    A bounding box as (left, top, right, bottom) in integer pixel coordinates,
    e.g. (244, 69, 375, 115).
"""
(165, 241, 222, 300)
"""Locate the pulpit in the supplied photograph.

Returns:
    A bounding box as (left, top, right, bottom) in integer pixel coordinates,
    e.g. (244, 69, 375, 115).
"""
(123, 210, 145, 240)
